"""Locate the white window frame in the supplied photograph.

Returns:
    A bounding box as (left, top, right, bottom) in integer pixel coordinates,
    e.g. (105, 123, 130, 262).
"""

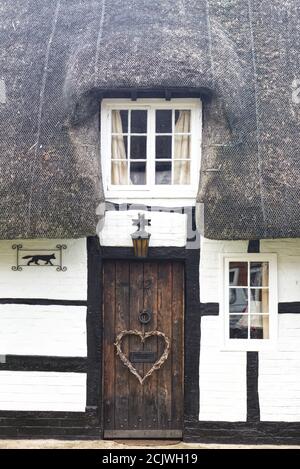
(220, 253, 278, 352)
(100, 98, 202, 200)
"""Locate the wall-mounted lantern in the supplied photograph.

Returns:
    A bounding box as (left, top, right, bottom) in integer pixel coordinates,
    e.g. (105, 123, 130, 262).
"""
(131, 213, 151, 258)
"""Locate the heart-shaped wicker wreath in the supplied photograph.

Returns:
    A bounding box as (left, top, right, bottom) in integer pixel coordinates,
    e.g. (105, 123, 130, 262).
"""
(114, 329, 171, 385)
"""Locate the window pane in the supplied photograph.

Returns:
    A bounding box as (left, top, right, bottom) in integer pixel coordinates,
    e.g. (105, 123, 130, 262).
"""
(250, 262, 269, 287)
(229, 288, 248, 314)
(155, 161, 172, 184)
(120, 110, 128, 133)
(131, 110, 147, 133)
(111, 135, 128, 159)
(250, 315, 269, 339)
(130, 136, 147, 159)
(112, 110, 128, 133)
(156, 110, 172, 133)
(156, 136, 172, 159)
(174, 135, 190, 159)
(230, 315, 248, 339)
(111, 161, 128, 185)
(130, 162, 146, 185)
(250, 289, 269, 314)
(175, 110, 191, 133)
(174, 161, 190, 184)
(229, 262, 248, 286)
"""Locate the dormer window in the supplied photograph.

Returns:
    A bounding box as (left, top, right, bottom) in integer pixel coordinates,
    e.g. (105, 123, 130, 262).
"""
(101, 98, 202, 200)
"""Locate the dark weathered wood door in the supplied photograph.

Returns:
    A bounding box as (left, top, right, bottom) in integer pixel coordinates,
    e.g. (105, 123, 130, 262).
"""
(103, 260, 184, 439)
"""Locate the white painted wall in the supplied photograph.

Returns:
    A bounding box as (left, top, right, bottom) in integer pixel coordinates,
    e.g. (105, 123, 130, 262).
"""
(200, 236, 300, 307)
(0, 305, 86, 357)
(199, 237, 300, 423)
(0, 239, 87, 300)
(199, 316, 247, 422)
(0, 371, 86, 412)
(99, 210, 187, 247)
(199, 237, 248, 303)
(261, 238, 300, 302)
(259, 314, 300, 421)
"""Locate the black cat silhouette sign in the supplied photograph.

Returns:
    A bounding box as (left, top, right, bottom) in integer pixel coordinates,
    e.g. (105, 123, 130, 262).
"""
(12, 244, 67, 271)
(22, 254, 56, 266)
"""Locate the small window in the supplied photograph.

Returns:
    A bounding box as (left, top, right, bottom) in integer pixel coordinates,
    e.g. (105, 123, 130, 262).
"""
(222, 254, 277, 351)
(101, 98, 202, 200)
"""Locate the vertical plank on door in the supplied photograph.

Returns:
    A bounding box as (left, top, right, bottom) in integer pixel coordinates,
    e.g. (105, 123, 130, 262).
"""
(103, 261, 116, 431)
(115, 261, 130, 430)
(129, 262, 144, 430)
(157, 262, 173, 429)
(143, 262, 158, 431)
(104, 259, 184, 437)
(172, 262, 184, 429)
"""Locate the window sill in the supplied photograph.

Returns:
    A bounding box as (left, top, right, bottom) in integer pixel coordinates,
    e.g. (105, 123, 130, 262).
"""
(105, 187, 197, 198)
(105, 193, 197, 207)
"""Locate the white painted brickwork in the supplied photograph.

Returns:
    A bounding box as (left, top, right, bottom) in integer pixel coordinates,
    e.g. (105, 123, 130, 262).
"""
(0, 239, 87, 300)
(261, 238, 300, 302)
(259, 314, 300, 421)
(0, 305, 87, 357)
(0, 239, 88, 412)
(99, 210, 187, 247)
(199, 316, 247, 422)
(0, 372, 86, 412)
(199, 237, 248, 303)
(199, 237, 300, 422)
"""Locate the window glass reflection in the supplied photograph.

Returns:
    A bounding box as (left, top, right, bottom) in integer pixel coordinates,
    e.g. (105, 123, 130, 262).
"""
(229, 262, 248, 286)
(155, 162, 172, 184)
(131, 110, 147, 133)
(156, 110, 172, 133)
(250, 315, 269, 339)
(230, 315, 248, 339)
(229, 288, 248, 314)
(250, 262, 269, 287)
(130, 162, 146, 185)
(250, 289, 269, 314)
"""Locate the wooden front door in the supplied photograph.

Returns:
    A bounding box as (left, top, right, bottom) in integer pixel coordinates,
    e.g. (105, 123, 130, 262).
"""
(103, 260, 184, 439)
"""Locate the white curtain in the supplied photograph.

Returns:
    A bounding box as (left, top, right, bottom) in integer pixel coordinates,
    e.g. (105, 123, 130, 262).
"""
(173, 111, 190, 185)
(111, 111, 128, 185)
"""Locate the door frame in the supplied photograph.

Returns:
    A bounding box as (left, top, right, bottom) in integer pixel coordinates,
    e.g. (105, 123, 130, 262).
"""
(86, 237, 200, 440)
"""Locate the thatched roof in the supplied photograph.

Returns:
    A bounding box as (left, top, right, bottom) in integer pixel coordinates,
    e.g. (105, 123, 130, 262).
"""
(0, 0, 299, 239)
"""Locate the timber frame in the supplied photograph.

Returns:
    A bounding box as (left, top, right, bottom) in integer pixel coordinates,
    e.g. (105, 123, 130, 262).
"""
(0, 237, 199, 439)
(1, 237, 300, 440)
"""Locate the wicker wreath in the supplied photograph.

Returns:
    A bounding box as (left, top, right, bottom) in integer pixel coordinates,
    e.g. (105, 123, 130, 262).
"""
(114, 329, 171, 385)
